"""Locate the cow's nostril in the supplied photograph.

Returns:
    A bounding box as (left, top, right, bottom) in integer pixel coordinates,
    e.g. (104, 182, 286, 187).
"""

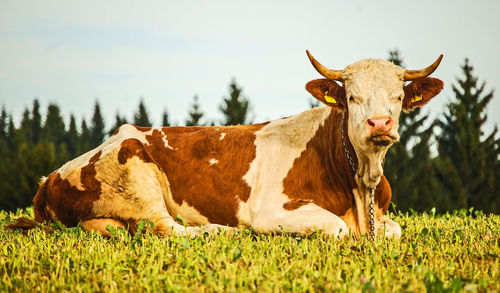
(367, 117, 393, 130)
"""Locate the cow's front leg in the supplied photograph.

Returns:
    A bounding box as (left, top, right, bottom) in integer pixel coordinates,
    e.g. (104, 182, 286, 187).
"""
(251, 203, 349, 238)
(377, 215, 401, 239)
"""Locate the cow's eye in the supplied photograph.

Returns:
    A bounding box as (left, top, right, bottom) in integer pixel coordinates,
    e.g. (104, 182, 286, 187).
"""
(349, 96, 355, 103)
(397, 96, 402, 102)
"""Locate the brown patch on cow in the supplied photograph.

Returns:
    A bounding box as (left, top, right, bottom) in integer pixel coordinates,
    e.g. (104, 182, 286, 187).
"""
(282, 109, 393, 221)
(374, 175, 391, 214)
(283, 199, 313, 210)
(118, 139, 154, 164)
(131, 125, 152, 132)
(403, 77, 444, 112)
(131, 123, 267, 226)
(306, 79, 347, 107)
(282, 108, 358, 216)
(36, 151, 103, 227)
(33, 177, 50, 223)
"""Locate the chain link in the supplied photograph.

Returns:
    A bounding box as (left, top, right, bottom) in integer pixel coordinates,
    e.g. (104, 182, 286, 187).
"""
(341, 113, 376, 240)
(369, 188, 375, 241)
(341, 113, 357, 175)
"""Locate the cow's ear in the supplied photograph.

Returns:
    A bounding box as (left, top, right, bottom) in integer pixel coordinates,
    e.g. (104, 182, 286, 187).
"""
(306, 79, 346, 107)
(403, 77, 444, 113)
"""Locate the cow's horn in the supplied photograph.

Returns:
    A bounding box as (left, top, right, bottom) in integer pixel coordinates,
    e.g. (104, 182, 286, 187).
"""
(404, 55, 444, 81)
(306, 50, 343, 81)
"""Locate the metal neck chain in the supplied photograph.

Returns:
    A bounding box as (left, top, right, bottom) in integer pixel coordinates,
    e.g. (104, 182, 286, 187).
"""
(368, 188, 375, 241)
(340, 112, 357, 176)
(341, 112, 376, 241)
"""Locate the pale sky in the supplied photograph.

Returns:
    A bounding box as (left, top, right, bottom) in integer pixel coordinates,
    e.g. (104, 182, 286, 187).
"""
(1, 0, 499, 133)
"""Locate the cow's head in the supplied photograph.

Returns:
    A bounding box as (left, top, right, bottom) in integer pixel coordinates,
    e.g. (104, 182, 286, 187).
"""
(306, 50, 443, 187)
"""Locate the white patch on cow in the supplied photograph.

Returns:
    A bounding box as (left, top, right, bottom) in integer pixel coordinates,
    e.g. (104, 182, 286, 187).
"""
(92, 154, 171, 222)
(342, 59, 405, 100)
(171, 201, 211, 226)
(208, 158, 218, 165)
(236, 201, 252, 227)
(379, 216, 401, 239)
(220, 133, 226, 140)
(254, 203, 348, 236)
(352, 187, 371, 235)
(239, 107, 340, 233)
(116, 124, 154, 145)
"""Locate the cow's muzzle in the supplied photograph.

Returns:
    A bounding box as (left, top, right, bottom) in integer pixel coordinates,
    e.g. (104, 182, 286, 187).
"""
(366, 117, 398, 146)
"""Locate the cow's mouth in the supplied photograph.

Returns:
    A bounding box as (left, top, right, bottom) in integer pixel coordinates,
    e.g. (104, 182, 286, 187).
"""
(370, 134, 397, 146)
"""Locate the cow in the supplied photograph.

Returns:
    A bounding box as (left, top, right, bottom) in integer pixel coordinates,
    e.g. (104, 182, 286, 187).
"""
(31, 51, 443, 238)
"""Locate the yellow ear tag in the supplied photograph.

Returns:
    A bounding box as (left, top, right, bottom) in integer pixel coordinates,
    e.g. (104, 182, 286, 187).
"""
(324, 91, 336, 104)
(411, 95, 423, 103)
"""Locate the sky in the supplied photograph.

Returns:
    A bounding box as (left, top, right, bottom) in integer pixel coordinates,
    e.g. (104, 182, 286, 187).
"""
(1, 0, 499, 134)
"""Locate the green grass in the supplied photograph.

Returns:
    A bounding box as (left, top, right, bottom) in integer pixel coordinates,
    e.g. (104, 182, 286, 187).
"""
(0, 208, 498, 292)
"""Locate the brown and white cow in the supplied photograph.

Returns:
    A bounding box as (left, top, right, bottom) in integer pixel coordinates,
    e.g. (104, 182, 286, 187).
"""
(32, 51, 443, 238)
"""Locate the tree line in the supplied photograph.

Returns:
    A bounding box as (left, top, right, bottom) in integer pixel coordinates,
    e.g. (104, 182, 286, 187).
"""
(0, 79, 250, 211)
(0, 53, 498, 214)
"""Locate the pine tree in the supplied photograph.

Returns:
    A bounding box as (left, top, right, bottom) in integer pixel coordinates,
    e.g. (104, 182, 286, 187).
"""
(108, 113, 128, 136)
(31, 99, 42, 144)
(0, 111, 18, 210)
(388, 49, 404, 67)
(435, 58, 499, 213)
(0, 106, 10, 196)
(80, 118, 91, 154)
(0, 105, 7, 140)
(134, 99, 152, 127)
(6, 115, 16, 150)
(186, 95, 204, 126)
(219, 79, 251, 125)
(161, 109, 171, 126)
(16, 99, 43, 146)
(384, 50, 438, 211)
(19, 108, 33, 144)
(41, 103, 66, 148)
(65, 114, 79, 157)
(90, 100, 105, 148)
(0, 106, 8, 158)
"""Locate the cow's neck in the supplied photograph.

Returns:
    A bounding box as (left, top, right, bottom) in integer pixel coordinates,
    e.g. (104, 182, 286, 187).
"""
(340, 110, 389, 235)
(323, 109, 359, 201)
(281, 107, 387, 235)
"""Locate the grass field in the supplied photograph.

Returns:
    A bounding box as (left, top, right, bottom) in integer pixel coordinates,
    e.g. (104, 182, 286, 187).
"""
(0, 208, 498, 292)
